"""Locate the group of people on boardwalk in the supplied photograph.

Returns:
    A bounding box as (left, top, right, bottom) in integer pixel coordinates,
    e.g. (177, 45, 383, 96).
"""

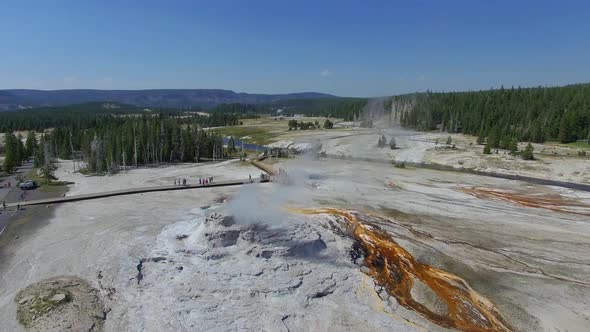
(199, 177, 214, 185)
(174, 178, 187, 186)
(173, 177, 214, 186)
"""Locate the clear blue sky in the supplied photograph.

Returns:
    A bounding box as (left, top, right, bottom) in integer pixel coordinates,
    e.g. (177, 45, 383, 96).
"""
(1, 0, 589, 96)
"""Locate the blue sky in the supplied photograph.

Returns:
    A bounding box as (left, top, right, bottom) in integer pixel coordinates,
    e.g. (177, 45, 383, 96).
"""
(1, 0, 589, 96)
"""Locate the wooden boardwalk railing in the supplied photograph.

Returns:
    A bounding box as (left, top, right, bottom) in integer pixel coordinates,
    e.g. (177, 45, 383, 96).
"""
(5, 178, 269, 208)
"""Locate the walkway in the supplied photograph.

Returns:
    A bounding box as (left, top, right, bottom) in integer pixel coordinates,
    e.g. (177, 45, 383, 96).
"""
(4, 178, 270, 208)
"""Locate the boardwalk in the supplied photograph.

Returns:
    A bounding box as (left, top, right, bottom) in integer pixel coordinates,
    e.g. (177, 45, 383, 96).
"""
(5, 178, 269, 208)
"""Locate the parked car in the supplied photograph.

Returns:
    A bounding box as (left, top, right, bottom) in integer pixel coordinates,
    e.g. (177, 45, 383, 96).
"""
(19, 180, 38, 190)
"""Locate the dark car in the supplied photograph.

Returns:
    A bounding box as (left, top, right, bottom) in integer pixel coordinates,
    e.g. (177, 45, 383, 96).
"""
(18, 180, 38, 190)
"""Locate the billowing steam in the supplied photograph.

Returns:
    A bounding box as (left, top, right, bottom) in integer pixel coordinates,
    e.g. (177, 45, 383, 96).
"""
(224, 153, 318, 226)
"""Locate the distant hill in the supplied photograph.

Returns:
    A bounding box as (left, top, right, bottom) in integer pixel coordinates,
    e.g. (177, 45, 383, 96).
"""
(0, 89, 336, 111)
(17, 101, 151, 113)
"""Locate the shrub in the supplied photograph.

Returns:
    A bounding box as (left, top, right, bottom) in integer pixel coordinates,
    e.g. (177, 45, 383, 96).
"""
(522, 143, 535, 160)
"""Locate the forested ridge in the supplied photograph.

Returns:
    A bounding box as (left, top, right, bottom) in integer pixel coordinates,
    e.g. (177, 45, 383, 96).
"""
(0, 89, 335, 110)
(396, 83, 590, 144)
(209, 98, 368, 120)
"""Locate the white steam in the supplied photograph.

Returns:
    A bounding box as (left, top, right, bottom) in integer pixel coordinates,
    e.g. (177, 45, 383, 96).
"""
(224, 153, 318, 226)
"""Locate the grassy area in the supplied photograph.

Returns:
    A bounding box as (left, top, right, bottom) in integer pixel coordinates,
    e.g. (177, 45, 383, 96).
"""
(546, 140, 590, 149)
(212, 126, 277, 145)
(212, 116, 344, 146)
(239, 117, 284, 126)
(28, 168, 70, 193)
(563, 141, 590, 149)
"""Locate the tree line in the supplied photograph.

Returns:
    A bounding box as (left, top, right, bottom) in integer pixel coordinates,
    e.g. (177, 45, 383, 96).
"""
(395, 84, 590, 144)
(2, 131, 33, 173)
(3, 115, 243, 176)
(0, 102, 241, 132)
(287, 119, 334, 130)
(271, 98, 367, 121)
(209, 103, 265, 118)
(46, 116, 232, 174)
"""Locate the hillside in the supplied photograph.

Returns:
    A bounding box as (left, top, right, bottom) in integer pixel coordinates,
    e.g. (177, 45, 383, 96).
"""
(0, 89, 335, 111)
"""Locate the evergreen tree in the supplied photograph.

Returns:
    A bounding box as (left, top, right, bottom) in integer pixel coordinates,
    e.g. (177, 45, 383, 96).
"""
(491, 127, 501, 148)
(288, 119, 298, 130)
(227, 136, 236, 157)
(15, 134, 25, 163)
(3, 132, 18, 173)
(25, 131, 38, 159)
(558, 114, 572, 143)
(509, 138, 518, 154)
(500, 135, 512, 150)
(34, 135, 46, 168)
(522, 143, 535, 160)
(476, 132, 484, 145)
(40, 141, 56, 183)
(530, 121, 546, 143)
(483, 143, 492, 155)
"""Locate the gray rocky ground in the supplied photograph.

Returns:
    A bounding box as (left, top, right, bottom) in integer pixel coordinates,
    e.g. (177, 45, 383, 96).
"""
(0, 135, 589, 331)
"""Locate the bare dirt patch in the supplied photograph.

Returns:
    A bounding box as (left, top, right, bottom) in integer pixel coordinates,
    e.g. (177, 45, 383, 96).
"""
(14, 276, 106, 331)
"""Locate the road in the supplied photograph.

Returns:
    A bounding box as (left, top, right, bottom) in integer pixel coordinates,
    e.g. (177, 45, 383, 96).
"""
(0, 161, 34, 203)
